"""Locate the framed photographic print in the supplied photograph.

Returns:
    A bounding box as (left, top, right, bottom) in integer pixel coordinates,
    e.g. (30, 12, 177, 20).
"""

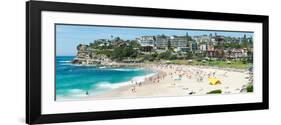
(26, 1, 269, 124)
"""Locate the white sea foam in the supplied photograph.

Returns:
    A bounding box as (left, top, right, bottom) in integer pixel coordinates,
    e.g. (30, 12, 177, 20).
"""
(99, 66, 107, 69)
(96, 81, 131, 89)
(59, 60, 71, 63)
(67, 89, 88, 97)
(60, 63, 73, 66)
(96, 73, 157, 89)
(131, 73, 157, 82)
(68, 89, 84, 93)
(60, 63, 96, 67)
(111, 68, 144, 72)
(57, 69, 157, 99)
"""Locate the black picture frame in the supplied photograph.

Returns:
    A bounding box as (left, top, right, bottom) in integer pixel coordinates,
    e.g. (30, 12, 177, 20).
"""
(26, 1, 269, 124)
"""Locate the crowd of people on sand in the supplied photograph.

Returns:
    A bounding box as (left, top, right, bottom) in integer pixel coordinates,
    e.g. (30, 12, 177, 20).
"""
(128, 64, 232, 94)
(129, 67, 168, 93)
(80, 63, 252, 97)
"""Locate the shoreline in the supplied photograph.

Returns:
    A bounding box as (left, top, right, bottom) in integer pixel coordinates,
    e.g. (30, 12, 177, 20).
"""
(56, 66, 158, 100)
(70, 61, 250, 72)
(67, 63, 252, 100)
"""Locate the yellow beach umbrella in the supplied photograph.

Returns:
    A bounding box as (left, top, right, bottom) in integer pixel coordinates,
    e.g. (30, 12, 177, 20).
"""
(208, 77, 221, 85)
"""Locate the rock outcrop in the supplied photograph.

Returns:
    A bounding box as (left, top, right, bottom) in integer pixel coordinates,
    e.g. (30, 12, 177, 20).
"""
(72, 44, 112, 65)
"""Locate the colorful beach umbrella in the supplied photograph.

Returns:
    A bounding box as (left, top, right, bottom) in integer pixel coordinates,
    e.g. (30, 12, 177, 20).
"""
(208, 77, 221, 85)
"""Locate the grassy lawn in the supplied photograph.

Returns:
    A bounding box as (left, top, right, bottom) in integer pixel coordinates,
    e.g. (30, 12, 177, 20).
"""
(167, 59, 252, 69)
(207, 89, 222, 94)
(207, 60, 252, 69)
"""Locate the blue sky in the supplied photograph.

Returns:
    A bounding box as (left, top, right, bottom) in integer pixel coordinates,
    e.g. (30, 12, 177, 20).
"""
(56, 24, 253, 56)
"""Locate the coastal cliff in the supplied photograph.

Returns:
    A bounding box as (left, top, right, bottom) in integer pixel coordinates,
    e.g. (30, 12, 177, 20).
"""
(72, 44, 112, 65)
(71, 38, 145, 67)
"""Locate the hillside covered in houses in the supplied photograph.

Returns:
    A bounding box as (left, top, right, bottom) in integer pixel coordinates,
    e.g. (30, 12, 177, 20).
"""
(72, 32, 253, 69)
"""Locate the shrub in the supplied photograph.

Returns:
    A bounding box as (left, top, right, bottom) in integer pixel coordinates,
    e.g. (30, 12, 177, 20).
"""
(143, 54, 155, 61)
(246, 84, 253, 92)
(169, 55, 177, 60)
(207, 89, 222, 94)
(158, 51, 172, 59)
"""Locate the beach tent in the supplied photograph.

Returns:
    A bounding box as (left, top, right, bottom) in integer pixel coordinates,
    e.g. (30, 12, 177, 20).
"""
(208, 77, 221, 85)
(173, 75, 182, 81)
(174, 77, 182, 81)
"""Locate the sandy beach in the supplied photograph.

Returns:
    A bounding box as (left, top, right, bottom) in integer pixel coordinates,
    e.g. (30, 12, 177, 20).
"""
(80, 64, 252, 100)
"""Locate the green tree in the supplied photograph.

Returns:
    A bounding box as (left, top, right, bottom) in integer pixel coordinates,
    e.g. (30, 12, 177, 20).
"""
(186, 32, 193, 42)
(143, 54, 155, 61)
(158, 51, 172, 60)
(115, 37, 121, 41)
(111, 46, 124, 60)
(129, 40, 141, 48)
(241, 34, 249, 48)
(247, 50, 253, 63)
(77, 44, 83, 50)
(152, 52, 159, 59)
(186, 51, 193, 59)
(111, 45, 139, 61)
(169, 55, 177, 60)
(95, 50, 112, 57)
(167, 39, 172, 50)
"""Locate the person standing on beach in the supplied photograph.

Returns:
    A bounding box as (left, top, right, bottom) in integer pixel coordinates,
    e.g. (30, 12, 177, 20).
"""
(131, 86, 136, 93)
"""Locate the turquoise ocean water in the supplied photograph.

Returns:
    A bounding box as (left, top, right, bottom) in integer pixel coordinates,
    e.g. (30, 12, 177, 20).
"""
(56, 56, 154, 100)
